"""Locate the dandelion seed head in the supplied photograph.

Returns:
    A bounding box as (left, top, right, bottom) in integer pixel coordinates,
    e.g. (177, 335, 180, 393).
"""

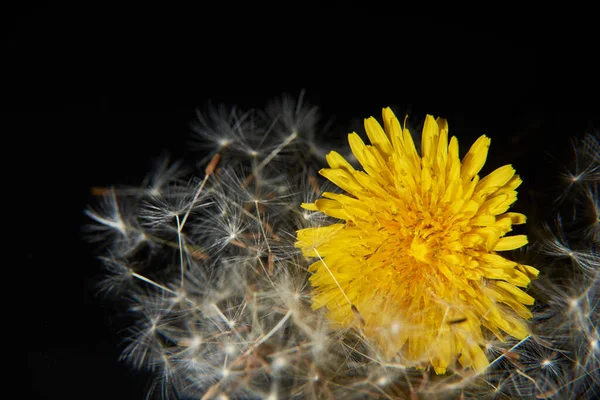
(296, 108, 539, 374)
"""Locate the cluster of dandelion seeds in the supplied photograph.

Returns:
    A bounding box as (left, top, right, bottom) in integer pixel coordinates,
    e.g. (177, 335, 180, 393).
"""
(86, 95, 599, 399)
(509, 132, 600, 400)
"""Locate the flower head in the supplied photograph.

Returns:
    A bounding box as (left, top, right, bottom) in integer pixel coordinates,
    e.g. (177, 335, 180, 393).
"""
(295, 108, 539, 374)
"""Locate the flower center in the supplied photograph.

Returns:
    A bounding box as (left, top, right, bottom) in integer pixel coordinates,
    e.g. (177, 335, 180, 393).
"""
(409, 237, 433, 263)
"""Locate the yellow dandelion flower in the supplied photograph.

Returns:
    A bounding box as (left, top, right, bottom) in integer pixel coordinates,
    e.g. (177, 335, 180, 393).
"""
(295, 108, 539, 374)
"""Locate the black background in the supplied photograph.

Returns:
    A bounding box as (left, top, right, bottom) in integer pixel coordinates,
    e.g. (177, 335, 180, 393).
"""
(8, 5, 599, 399)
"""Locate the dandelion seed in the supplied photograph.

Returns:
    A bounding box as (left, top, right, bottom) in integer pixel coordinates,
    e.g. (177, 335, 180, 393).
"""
(84, 188, 147, 256)
(556, 133, 600, 204)
(191, 105, 257, 165)
(271, 356, 287, 371)
(539, 223, 599, 278)
(265, 392, 278, 400)
(376, 376, 390, 386)
(295, 108, 539, 374)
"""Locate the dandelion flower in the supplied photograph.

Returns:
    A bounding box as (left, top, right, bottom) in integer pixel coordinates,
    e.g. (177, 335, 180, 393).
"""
(295, 108, 539, 374)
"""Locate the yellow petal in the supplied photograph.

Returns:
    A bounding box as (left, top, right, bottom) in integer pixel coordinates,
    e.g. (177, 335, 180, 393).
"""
(434, 122, 449, 180)
(301, 202, 318, 211)
(319, 168, 363, 196)
(517, 263, 540, 278)
(498, 212, 527, 225)
(476, 164, 515, 194)
(348, 133, 372, 172)
(364, 117, 393, 158)
(470, 215, 497, 226)
(494, 281, 535, 305)
(314, 198, 349, 220)
(446, 136, 461, 182)
(322, 192, 371, 219)
(493, 235, 528, 251)
(326, 150, 356, 172)
(496, 175, 523, 195)
(382, 107, 401, 143)
(401, 123, 420, 172)
(421, 115, 440, 161)
(461, 135, 491, 182)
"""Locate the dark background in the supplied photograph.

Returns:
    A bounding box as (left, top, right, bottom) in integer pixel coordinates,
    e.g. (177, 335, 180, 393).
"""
(8, 5, 599, 399)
